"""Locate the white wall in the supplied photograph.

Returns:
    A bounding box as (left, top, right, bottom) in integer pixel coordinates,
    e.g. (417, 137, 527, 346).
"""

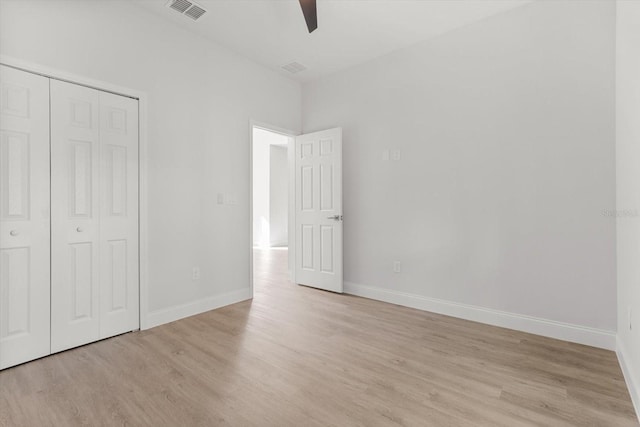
(0, 0, 624, 353)
(252, 128, 289, 247)
(0, 0, 301, 322)
(616, 0, 640, 416)
(270, 145, 288, 247)
(303, 0, 616, 346)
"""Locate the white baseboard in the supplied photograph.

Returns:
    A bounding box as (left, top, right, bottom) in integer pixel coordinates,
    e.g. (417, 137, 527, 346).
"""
(344, 282, 616, 350)
(144, 288, 252, 329)
(617, 338, 640, 422)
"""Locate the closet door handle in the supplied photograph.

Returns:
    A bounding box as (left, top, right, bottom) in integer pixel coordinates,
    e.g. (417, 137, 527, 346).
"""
(9, 230, 19, 237)
(76, 227, 84, 232)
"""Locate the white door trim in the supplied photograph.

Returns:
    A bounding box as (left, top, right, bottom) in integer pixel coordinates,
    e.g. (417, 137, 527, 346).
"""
(248, 120, 298, 298)
(0, 55, 151, 330)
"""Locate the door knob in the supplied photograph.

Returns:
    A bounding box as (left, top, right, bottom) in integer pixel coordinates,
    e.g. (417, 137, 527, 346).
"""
(76, 227, 84, 232)
(327, 215, 343, 221)
(9, 230, 18, 236)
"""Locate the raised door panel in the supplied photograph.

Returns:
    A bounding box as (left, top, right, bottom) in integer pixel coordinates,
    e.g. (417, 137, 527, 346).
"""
(99, 91, 139, 339)
(0, 65, 50, 369)
(1, 132, 29, 219)
(320, 225, 335, 273)
(50, 80, 101, 353)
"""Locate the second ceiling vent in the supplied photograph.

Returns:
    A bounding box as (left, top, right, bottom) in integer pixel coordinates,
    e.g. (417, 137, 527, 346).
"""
(282, 62, 307, 74)
(166, 0, 207, 21)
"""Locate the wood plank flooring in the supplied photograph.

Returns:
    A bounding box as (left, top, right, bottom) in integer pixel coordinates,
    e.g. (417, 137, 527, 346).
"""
(0, 248, 637, 426)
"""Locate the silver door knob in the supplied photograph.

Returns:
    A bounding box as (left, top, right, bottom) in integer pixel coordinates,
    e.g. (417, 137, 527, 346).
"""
(9, 230, 18, 236)
(76, 227, 84, 232)
(327, 215, 343, 221)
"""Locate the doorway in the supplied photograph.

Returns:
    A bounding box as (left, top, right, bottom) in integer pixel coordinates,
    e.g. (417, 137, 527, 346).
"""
(249, 124, 344, 297)
(250, 124, 295, 297)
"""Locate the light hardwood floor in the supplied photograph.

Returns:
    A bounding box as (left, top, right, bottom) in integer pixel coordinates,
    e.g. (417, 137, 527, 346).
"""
(1, 248, 637, 426)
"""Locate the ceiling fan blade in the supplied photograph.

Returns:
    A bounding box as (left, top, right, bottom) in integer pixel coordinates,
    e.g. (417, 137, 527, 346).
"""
(298, 0, 317, 33)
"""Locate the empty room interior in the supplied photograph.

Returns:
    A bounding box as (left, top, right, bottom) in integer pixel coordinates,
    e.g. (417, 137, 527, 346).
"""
(1, 0, 640, 425)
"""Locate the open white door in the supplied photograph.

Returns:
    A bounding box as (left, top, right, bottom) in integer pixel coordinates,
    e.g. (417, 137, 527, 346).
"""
(294, 128, 343, 293)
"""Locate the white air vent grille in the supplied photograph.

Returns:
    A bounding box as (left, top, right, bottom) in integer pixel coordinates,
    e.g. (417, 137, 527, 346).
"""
(166, 0, 207, 21)
(169, 0, 192, 13)
(184, 5, 206, 20)
(282, 62, 307, 74)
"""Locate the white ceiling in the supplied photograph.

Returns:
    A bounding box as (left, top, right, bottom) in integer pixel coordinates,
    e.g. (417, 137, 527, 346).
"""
(134, 0, 531, 83)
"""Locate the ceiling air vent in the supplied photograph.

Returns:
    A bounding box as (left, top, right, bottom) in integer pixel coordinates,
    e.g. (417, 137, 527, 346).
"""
(282, 62, 307, 74)
(166, 0, 207, 21)
(184, 5, 206, 20)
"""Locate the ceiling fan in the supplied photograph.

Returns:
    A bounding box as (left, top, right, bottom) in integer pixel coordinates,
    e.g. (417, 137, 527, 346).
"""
(299, 0, 318, 33)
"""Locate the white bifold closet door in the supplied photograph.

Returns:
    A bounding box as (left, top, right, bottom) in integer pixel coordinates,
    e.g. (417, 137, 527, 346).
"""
(0, 65, 51, 370)
(50, 79, 139, 353)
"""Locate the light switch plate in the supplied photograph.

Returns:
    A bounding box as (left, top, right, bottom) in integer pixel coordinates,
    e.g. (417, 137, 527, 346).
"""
(393, 261, 402, 273)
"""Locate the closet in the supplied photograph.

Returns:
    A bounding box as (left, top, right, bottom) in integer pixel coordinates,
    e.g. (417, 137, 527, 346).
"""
(0, 65, 139, 370)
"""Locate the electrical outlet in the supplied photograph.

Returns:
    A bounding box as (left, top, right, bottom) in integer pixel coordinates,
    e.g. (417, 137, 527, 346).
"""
(393, 261, 402, 273)
(391, 149, 401, 161)
(192, 267, 200, 281)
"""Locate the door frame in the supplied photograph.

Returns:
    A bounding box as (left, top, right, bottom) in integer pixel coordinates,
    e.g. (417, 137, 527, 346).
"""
(248, 120, 298, 297)
(0, 55, 151, 330)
